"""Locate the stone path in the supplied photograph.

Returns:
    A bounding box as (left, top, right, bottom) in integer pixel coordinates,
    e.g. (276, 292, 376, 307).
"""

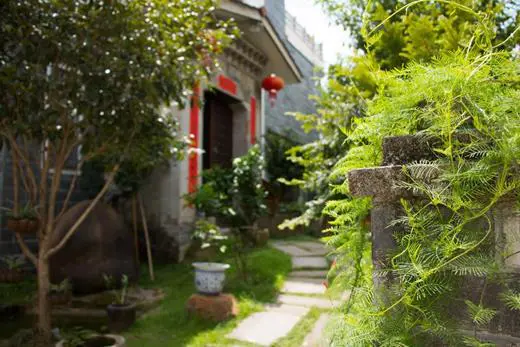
(228, 240, 335, 346)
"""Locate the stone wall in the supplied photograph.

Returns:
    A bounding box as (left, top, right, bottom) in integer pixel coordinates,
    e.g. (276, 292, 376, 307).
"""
(264, 0, 320, 143)
(348, 135, 520, 339)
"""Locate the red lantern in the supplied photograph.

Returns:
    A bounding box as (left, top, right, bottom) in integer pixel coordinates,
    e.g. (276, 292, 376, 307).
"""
(262, 74, 285, 107)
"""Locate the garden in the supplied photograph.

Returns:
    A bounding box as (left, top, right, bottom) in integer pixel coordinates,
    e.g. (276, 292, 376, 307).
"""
(1, 0, 520, 346)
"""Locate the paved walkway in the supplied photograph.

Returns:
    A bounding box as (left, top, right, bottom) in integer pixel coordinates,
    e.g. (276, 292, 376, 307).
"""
(228, 240, 336, 346)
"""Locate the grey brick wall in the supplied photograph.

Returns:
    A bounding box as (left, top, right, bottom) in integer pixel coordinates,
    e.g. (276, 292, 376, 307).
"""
(264, 0, 320, 143)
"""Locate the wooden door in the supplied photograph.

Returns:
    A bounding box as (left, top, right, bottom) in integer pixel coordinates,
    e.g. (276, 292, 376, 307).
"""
(203, 93, 234, 170)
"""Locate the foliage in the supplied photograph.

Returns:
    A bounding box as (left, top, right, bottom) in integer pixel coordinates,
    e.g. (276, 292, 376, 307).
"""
(192, 219, 228, 254)
(328, 51, 520, 345)
(318, 0, 519, 55)
(0, 0, 236, 338)
(283, 0, 519, 230)
(185, 145, 267, 277)
(186, 145, 267, 227)
(103, 274, 130, 305)
(50, 278, 72, 294)
(184, 167, 233, 217)
(123, 247, 292, 347)
(4, 204, 38, 220)
(264, 130, 303, 212)
(229, 145, 268, 226)
(60, 327, 98, 347)
(1, 255, 26, 270)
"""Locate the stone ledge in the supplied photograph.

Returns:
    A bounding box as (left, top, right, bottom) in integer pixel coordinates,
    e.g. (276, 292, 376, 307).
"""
(348, 165, 411, 202)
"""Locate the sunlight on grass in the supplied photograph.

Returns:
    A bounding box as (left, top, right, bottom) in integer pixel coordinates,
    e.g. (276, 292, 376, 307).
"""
(124, 247, 292, 347)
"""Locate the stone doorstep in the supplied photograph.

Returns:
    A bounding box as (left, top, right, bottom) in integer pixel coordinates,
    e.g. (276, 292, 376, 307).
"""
(302, 313, 331, 347)
(292, 257, 329, 270)
(227, 305, 310, 346)
(290, 270, 328, 278)
(277, 295, 339, 309)
(282, 278, 327, 295)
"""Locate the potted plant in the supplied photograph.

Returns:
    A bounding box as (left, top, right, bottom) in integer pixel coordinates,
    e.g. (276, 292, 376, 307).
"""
(190, 219, 230, 295)
(103, 274, 136, 333)
(55, 327, 126, 347)
(0, 255, 25, 283)
(5, 204, 39, 234)
(192, 262, 230, 296)
(49, 279, 72, 307)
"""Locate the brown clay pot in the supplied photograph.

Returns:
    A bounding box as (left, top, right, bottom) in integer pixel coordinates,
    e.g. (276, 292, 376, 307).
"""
(0, 268, 24, 283)
(7, 218, 38, 234)
(253, 228, 270, 247)
(106, 303, 136, 333)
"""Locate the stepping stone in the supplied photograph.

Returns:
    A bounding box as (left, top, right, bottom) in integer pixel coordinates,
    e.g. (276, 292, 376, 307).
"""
(290, 270, 328, 278)
(302, 313, 330, 347)
(292, 257, 328, 270)
(228, 304, 309, 346)
(294, 242, 329, 256)
(282, 277, 327, 295)
(278, 294, 339, 309)
(272, 243, 314, 257)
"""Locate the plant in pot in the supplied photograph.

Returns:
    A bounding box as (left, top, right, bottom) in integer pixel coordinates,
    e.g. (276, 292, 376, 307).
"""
(191, 219, 230, 295)
(49, 279, 72, 307)
(5, 204, 39, 234)
(186, 146, 268, 280)
(103, 274, 136, 333)
(0, 255, 25, 283)
(55, 327, 126, 347)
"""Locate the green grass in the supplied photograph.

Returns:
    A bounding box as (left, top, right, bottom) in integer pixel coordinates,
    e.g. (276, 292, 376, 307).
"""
(124, 247, 292, 347)
(0, 279, 36, 305)
(272, 307, 325, 347)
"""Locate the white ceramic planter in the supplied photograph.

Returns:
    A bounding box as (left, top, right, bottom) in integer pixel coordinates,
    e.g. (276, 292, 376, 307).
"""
(192, 262, 230, 295)
(56, 334, 126, 347)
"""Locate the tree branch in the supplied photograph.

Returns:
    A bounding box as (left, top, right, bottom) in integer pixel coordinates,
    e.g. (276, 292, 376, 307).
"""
(45, 163, 120, 259)
(15, 233, 37, 266)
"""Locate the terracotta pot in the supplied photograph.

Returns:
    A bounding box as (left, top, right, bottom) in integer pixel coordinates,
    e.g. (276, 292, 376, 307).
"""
(252, 228, 269, 246)
(56, 334, 126, 347)
(0, 268, 24, 283)
(7, 218, 38, 234)
(106, 303, 136, 333)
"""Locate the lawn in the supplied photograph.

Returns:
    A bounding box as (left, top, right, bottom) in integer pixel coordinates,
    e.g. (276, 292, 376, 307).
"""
(124, 246, 292, 347)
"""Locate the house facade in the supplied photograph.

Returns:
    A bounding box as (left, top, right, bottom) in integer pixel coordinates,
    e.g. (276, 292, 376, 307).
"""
(0, 0, 323, 260)
(140, 0, 324, 260)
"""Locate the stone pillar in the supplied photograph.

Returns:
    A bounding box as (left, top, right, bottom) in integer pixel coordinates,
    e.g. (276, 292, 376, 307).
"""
(348, 165, 411, 290)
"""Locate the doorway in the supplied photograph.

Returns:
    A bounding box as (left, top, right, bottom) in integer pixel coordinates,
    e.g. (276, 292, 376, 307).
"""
(203, 91, 234, 170)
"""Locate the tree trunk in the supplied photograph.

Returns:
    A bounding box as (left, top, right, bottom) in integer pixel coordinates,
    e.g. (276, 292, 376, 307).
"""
(36, 255, 52, 343)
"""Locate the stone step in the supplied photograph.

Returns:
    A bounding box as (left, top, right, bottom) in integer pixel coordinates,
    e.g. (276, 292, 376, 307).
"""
(292, 256, 329, 270)
(290, 270, 328, 278)
(292, 241, 329, 256)
(228, 304, 309, 346)
(272, 243, 315, 257)
(282, 277, 327, 295)
(278, 294, 339, 309)
(302, 313, 331, 347)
